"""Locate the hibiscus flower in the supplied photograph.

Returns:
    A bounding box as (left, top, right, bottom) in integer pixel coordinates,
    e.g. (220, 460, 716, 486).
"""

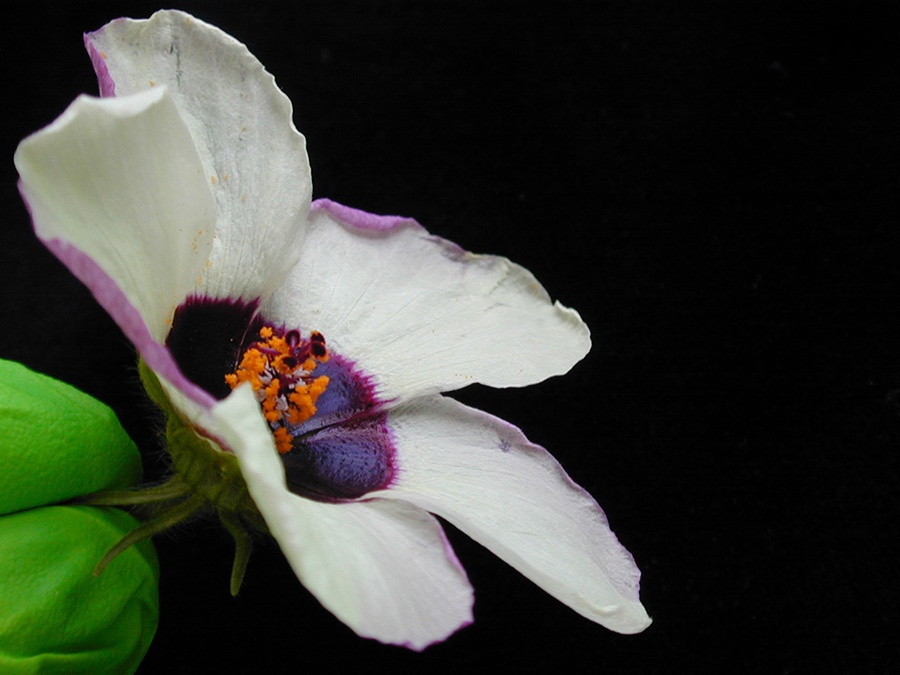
(14, 10, 650, 649)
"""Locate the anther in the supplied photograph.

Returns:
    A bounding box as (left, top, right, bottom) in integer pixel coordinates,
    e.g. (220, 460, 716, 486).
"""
(225, 326, 331, 454)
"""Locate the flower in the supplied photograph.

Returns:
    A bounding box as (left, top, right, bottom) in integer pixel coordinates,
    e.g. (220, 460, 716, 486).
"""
(15, 10, 650, 649)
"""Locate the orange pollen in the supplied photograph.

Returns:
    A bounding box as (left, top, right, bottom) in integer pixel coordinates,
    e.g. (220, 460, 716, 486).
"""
(273, 427, 293, 454)
(225, 326, 330, 454)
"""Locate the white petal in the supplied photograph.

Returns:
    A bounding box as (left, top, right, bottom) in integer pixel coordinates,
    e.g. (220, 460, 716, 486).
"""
(265, 200, 591, 402)
(87, 10, 311, 299)
(373, 394, 651, 634)
(212, 386, 474, 650)
(15, 87, 215, 341)
(36, 240, 217, 414)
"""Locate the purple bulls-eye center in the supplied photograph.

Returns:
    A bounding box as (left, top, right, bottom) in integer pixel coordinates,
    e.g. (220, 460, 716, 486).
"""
(166, 297, 394, 501)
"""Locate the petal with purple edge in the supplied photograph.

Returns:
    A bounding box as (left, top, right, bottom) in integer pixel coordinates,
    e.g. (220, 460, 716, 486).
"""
(372, 394, 652, 634)
(212, 386, 475, 649)
(15, 87, 215, 341)
(86, 10, 311, 300)
(263, 200, 591, 404)
(40, 240, 216, 414)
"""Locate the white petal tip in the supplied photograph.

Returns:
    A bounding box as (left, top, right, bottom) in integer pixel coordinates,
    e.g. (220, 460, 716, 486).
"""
(601, 602, 652, 635)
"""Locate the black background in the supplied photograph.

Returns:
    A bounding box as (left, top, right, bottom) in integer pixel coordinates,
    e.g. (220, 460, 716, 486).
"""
(2, 1, 897, 673)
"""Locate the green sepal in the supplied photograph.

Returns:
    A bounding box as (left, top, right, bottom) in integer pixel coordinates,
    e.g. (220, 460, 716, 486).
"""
(0, 360, 141, 515)
(0, 505, 159, 674)
(138, 360, 261, 521)
(137, 361, 265, 592)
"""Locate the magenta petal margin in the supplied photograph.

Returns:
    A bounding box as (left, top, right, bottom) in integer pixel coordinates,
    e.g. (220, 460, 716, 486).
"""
(309, 198, 468, 258)
(311, 198, 422, 233)
(31, 220, 215, 409)
(83, 33, 117, 97)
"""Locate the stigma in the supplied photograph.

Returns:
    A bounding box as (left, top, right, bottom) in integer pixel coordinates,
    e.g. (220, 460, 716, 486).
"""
(225, 325, 331, 454)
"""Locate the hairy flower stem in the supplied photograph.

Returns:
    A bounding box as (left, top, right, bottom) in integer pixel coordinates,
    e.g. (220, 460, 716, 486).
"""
(80, 361, 266, 593)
